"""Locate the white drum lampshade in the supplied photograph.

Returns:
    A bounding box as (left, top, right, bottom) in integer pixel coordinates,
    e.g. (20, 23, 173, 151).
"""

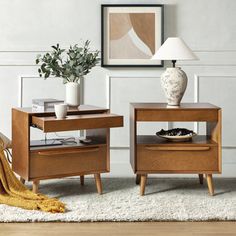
(152, 37, 198, 106)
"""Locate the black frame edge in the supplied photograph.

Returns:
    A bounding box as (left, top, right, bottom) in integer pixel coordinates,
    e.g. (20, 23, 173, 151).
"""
(101, 4, 164, 68)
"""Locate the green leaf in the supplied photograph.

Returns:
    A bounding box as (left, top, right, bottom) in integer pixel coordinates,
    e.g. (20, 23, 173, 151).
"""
(45, 71, 50, 78)
(51, 45, 58, 50)
(35, 40, 99, 82)
(69, 61, 74, 67)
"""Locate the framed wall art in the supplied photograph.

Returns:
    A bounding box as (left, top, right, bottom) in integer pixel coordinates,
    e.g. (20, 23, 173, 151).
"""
(101, 4, 164, 67)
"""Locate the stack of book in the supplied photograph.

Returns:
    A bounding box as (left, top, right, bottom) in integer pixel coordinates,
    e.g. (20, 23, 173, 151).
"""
(32, 98, 64, 112)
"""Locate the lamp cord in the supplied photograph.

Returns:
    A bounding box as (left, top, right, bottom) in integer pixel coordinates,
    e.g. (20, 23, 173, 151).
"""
(44, 133, 77, 145)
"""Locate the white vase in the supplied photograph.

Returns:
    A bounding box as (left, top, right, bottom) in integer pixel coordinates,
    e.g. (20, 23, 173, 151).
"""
(65, 82, 80, 107)
(161, 67, 188, 107)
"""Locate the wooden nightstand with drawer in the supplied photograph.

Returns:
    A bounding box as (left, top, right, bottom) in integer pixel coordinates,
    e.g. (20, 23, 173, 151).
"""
(130, 103, 222, 196)
(12, 105, 123, 194)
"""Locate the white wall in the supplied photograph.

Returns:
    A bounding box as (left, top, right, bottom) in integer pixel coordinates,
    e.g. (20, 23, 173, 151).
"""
(1, 0, 236, 177)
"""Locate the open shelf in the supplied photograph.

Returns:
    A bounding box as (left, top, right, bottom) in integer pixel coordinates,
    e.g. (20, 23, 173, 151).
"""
(30, 136, 106, 152)
(137, 135, 218, 146)
(12, 105, 124, 191)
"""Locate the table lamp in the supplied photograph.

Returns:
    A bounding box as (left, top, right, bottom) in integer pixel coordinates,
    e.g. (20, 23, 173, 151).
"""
(152, 37, 198, 107)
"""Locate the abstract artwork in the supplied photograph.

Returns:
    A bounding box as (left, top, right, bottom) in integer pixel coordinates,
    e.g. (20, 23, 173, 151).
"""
(101, 5, 164, 67)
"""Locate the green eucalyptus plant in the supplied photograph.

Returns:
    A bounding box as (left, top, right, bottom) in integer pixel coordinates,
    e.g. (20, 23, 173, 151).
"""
(36, 40, 100, 84)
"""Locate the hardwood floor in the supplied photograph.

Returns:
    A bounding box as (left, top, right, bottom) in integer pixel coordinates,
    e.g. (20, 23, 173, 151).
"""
(1, 222, 236, 236)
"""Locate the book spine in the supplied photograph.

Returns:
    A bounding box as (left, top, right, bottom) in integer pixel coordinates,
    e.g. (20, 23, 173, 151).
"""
(32, 104, 45, 112)
(45, 101, 64, 108)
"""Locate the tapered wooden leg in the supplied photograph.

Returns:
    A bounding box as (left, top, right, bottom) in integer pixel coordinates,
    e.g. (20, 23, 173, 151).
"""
(136, 174, 141, 185)
(140, 174, 147, 196)
(94, 174, 102, 195)
(20, 177, 25, 184)
(80, 175, 84, 186)
(206, 174, 214, 196)
(198, 174, 204, 185)
(32, 180, 40, 194)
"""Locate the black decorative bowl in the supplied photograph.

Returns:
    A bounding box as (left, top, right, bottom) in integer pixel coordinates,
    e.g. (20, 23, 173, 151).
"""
(156, 128, 197, 142)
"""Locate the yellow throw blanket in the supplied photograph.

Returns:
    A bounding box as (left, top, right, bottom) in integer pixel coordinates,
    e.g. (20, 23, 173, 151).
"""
(0, 133, 65, 213)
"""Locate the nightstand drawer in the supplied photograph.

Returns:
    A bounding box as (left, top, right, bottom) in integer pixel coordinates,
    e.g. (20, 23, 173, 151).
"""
(31, 113, 123, 132)
(30, 145, 108, 178)
(137, 145, 219, 172)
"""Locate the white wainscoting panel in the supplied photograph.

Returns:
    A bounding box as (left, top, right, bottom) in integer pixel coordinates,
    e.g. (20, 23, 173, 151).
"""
(195, 75, 236, 147)
(108, 75, 166, 148)
(19, 76, 65, 107)
(194, 74, 236, 176)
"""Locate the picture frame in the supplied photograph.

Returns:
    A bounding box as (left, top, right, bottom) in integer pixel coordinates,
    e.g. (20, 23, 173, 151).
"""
(101, 4, 164, 67)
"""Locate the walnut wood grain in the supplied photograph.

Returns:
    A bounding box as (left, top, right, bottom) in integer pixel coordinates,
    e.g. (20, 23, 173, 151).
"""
(130, 104, 137, 171)
(37, 147, 100, 155)
(86, 127, 110, 172)
(206, 174, 214, 196)
(12, 106, 123, 193)
(131, 103, 220, 109)
(136, 109, 218, 122)
(30, 145, 107, 179)
(32, 180, 39, 193)
(14, 105, 108, 115)
(145, 146, 211, 151)
(137, 145, 218, 172)
(94, 173, 102, 194)
(130, 103, 222, 196)
(32, 113, 123, 132)
(12, 109, 30, 180)
(207, 109, 222, 173)
(137, 135, 217, 146)
(140, 174, 147, 196)
(132, 103, 220, 122)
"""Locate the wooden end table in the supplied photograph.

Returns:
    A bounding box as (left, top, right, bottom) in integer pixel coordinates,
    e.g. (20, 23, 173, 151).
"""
(12, 105, 123, 194)
(130, 103, 222, 196)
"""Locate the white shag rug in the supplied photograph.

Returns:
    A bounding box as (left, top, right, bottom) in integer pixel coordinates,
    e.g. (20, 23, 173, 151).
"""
(1, 178, 236, 222)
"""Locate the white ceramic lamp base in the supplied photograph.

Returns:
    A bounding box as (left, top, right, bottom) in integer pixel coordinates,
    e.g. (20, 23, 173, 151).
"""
(161, 67, 187, 107)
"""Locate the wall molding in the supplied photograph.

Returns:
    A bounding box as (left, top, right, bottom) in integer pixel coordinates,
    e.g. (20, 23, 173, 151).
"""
(0, 50, 101, 66)
(18, 76, 41, 107)
(180, 64, 236, 67)
(18, 75, 85, 108)
(106, 74, 163, 109)
(1, 50, 236, 66)
(106, 74, 172, 149)
(1, 49, 236, 53)
(194, 74, 236, 149)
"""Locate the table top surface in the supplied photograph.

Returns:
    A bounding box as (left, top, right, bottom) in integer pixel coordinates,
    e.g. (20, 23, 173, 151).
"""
(130, 103, 221, 110)
(13, 104, 108, 115)
(33, 113, 121, 121)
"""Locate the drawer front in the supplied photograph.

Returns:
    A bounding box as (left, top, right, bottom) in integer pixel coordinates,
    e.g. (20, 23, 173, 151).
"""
(30, 146, 108, 178)
(136, 109, 218, 122)
(137, 145, 219, 172)
(32, 113, 123, 132)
